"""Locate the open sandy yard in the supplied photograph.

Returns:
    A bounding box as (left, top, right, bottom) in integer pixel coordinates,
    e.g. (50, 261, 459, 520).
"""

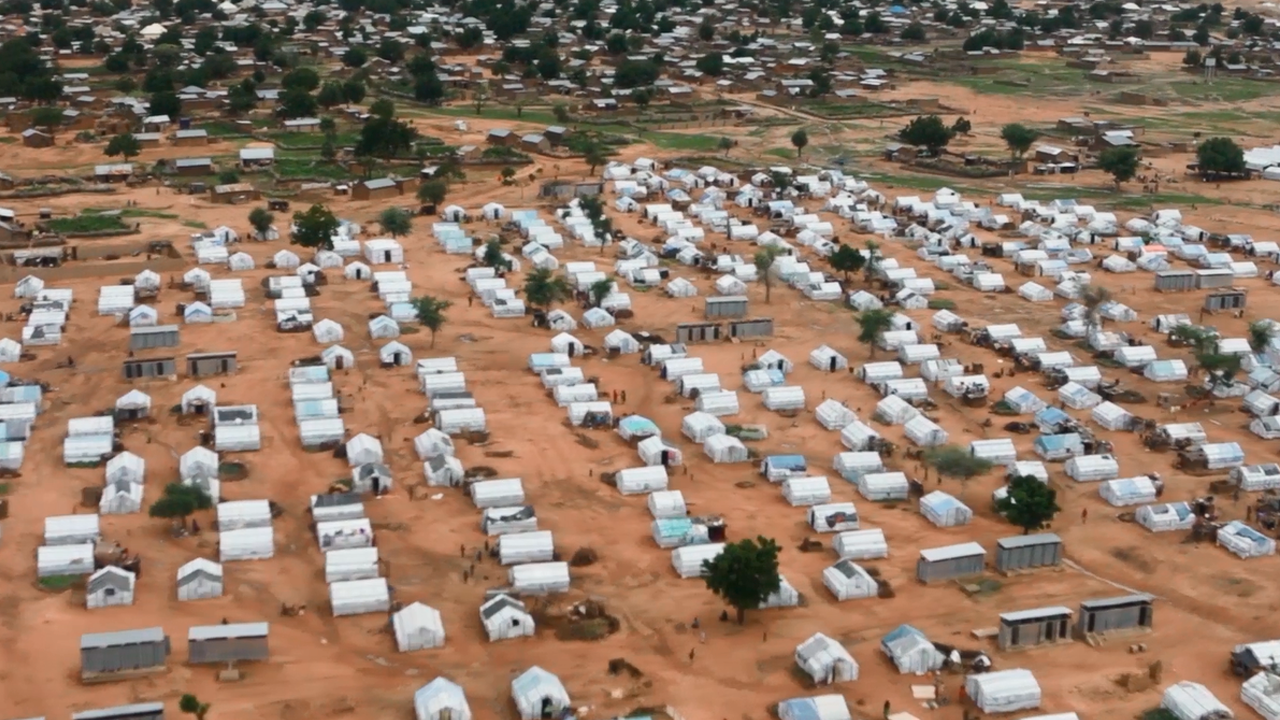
(0, 136, 1279, 720)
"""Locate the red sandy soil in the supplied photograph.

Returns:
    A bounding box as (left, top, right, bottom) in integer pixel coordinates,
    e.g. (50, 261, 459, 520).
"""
(0, 148, 1278, 720)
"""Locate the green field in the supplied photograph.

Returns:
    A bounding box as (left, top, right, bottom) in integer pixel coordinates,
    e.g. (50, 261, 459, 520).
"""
(643, 132, 726, 152)
(273, 158, 354, 181)
(47, 213, 129, 233)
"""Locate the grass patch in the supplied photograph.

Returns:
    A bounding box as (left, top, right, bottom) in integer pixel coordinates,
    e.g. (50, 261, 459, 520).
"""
(271, 131, 359, 148)
(47, 213, 129, 233)
(182, 220, 208, 230)
(927, 298, 957, 310)
(85, 207, 178, 220)
(409, 104, 559, 125)
(38, 574, 80, 590)
(274, 158, 353, 181)
(1167, 78, 1273, 103)
(765, 147, 797, 159)
(0, 135, 15, 144)
(0, 481, 9, 494)
(643, 132, 724, 152)
(201, 120, 255, 137)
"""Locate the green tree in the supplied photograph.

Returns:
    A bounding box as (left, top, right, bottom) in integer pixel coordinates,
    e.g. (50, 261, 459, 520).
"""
(923, 445, 994, 494)
(369, 98, 395, 119)
(417, 179, 448, 206)
(1183, 48, 1202, 66)
(695, 52, 724, 76)
(754, 247, 781, 304)
(900, 22, 926, 40)
(378, 206, 412, 238)
(1169, 324, 1216, 355)
(1248, 320, 1276, 354)
(1196, 136, 1246, 177)
(482, 238, 512, 271)
(227, 85, 256, 115)
(472, 83, 489, 115)
(377, 37, 404, 63)
(862, 239, 881, 282)
(1098, 146, 1140, 188)
(898, 114, 953, 155)
(278, 88, 317, 118)
(290, 203, 339, 250)
(1000, 123, 1039, 159)
(148, 483, 212, 521)
(317, 81, 345, 109)
(952, 116, 972, 135)
(412, 295, 452, 348)
(1198, 351, 1243, 391)
(282, 67, 320, 92)
(790, 128, 808, 159)
(718, 136, 734, 156)
(702, 536, 782, 625)
(698, 20, 715, 41)
(1080, 285, 1112, 332)
(588, 276, 614, 308)
(29, 106, 63, 134)
(342, 78, 366, 105)
(584, 143, 609, 175)
(104, 132, 141, 162)
(179, 693, 211, 720)
(248, 207, 274, 236)
(500, 165, 516, 183)
(856, 308, 895, 358)
(828, 244, 866, 281)
(218, 169, 240, 185)
(552, 103, 570, 124)
(996, 475, 1062, 534)
(356, 115, 418, 158)
(342, 46, 367, 67)
(148, 90, 182, 119)
(523, 267, 572, 309)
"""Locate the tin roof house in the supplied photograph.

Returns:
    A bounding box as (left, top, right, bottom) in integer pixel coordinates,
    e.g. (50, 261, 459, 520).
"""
(86, 566, 136, 609)
(511, 666, 570, 720)
(393, 602, 446, 652)
(80, 627, 170, 681)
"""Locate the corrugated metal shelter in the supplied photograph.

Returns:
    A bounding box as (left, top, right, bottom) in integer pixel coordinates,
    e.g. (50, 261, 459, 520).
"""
(994, 534, 1063, 573)
(997, 606, 1073, 650)
(71, 703, 165, 720)
(38, 543, 95, 577)
(1076, 594, 1154, 636)
(129, 325, 179, 351)
(965, 669, 1042, 714)
(188, 622, 269, 664)
(80, 627, 170, 677)
(917, 542, 985, 583)
(45, 514, 100, 545)
(330, 577, 391, 616)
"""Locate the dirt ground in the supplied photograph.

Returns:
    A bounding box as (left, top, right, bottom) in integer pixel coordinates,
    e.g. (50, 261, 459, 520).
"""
(2, 64, 1280, 719)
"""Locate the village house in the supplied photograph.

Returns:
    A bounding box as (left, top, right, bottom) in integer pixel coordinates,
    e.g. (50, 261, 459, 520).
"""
(173, 128, 210, 147)
(209, 183, 261, 204)
(172, 157, 214, 176)
(282, 117, 322, 133)
(353, 177, 401, 202)
(486, 128, 516, 146)
(94, 164, 134, 183)
(21, 128, 52, 148)
(239, 147, 275, 169)
(520, 133, 550, 154)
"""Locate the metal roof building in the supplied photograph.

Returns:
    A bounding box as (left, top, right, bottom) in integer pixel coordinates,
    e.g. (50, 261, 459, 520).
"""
(188, 622, 269, 664)
(80, 627, 170, 678)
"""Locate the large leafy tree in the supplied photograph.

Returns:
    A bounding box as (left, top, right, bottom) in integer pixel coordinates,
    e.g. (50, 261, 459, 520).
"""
(996, 475, 1062, 534)
(856, 309, 895, 358)
(149, 483, 212, 521)
(1098, 146, 1140, 189)
(588, 277, 614, 308)
(482, 239, 512, 272)
(417, 179, 448, 206)
(412, 295, 452, 348)
(279, 88, 317, 119)
(148, 91, 182, 119)
(1000, 123, 1039, 159)
(378, 207, 412, 238)
(523, 267, 572, 310)
(1196, 136, 1246, 178)
(898, 114, 953, 155)
(356, 116, 418, 159)
(791, 128, 808, 159)
(290, 204, 339, 250)
(104, 133, 141, 162)
(248, 207, 274, 236)
(702, 536, 782, 625)
(828, 244, 865, 281)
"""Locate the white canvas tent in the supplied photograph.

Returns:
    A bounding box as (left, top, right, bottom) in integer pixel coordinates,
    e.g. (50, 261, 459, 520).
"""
(393, 602, 446, 652)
